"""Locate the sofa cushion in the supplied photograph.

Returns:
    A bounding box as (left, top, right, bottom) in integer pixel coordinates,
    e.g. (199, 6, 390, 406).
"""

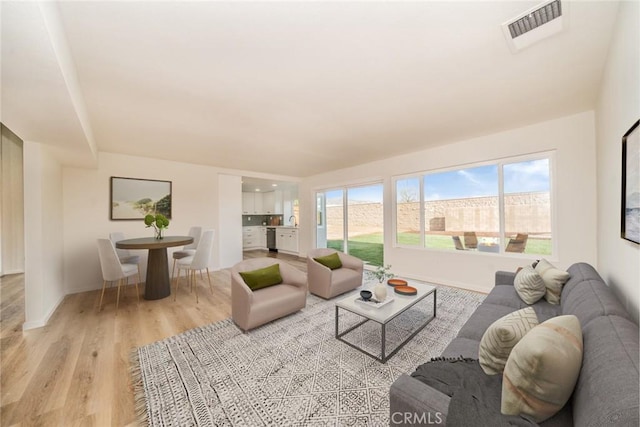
(313, 252, 343, 270)
(561, 262, 604, 302)
(530, 299, 562, 322)
(571, 315, 639, 427)
(502, 315, 583, 423)
(479, 307, 539, 375)
(239, 263, 283, 291)
(562, 279, 632, 326)
(442, 337, 480, 359)
(483, 285, 524, 309)
(534, 259, 570, 304)
(456, 303, 516, 341)
(514, 266, 546, 304)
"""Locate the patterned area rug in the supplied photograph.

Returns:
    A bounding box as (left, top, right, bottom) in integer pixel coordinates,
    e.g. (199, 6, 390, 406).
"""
(134, 286, 485, 426)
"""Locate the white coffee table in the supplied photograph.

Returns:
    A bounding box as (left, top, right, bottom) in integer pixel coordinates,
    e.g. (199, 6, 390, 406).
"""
(335, 280, 437, 363)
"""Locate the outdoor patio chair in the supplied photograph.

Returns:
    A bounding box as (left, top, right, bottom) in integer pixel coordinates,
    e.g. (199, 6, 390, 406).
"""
(505, 236, 527, 253)
(452, 236, 466, 250)
(464, 231, 478, 249)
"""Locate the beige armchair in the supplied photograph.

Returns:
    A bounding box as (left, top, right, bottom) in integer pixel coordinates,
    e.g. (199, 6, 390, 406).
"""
(231, 258, 307, 331)
(306, 248, 364, 299)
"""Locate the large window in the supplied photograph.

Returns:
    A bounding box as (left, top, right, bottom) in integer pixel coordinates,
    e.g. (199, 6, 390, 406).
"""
(396, 177, 421, 246)
(503, 158, 551, 254)
(316, 183, 384, 266)
(394, 154, 553, 256)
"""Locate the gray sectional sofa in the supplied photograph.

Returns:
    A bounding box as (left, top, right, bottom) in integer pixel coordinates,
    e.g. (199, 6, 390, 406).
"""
(390, 262, 639, 426)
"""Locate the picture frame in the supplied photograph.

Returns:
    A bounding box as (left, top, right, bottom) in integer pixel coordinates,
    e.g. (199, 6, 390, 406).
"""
(621, 120, 639, 244)
(110, 176, 172, 220)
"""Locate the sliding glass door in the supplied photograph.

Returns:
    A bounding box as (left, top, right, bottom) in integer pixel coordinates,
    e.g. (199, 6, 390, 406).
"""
(316, 183, 384, 266)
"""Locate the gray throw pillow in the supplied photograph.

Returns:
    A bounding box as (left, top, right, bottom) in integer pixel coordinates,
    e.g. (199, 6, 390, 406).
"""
(479, 307, 539, 375)
(513, 265, 546, 304)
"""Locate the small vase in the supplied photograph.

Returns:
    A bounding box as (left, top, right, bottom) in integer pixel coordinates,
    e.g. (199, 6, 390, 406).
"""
(374, 284, 387, 302)
(154, 228, 164, 240)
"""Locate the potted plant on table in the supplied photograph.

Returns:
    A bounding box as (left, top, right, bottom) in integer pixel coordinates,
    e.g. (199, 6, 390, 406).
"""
(144, 213, 170, 240)
(373, 264, 394, 283)
(372, 264, 394, 301)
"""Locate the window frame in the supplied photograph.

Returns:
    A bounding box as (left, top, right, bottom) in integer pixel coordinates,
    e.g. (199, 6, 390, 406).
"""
(314, 179, 385, 266)
(392, 151, 556, 257)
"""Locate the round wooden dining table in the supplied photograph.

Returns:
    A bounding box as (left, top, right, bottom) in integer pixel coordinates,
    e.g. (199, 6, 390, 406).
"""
(116, 236, 193, 300)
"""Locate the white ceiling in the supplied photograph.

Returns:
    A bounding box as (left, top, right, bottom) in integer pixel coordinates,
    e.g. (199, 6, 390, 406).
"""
(1, 1, 621, 177)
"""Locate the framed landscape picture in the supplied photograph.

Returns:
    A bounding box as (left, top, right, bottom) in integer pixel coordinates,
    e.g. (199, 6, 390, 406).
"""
(621, 120, 639, 244)
(110, 177, 172, 220)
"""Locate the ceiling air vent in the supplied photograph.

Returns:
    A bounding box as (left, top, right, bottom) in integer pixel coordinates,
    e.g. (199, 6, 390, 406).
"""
(502, 0, 567, 53)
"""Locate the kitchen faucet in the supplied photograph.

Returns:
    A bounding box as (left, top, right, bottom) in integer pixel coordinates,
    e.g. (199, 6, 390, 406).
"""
(289, 215, 297, 227)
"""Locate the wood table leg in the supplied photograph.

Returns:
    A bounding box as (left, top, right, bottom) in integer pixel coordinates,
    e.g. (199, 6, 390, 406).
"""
(145, 248, 171, 300)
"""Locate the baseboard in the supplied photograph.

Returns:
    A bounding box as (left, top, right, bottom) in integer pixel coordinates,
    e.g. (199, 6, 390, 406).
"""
(22, 293, 66, 331)
(66, 284, 104, 294)
(0, 269, 25, 277)
(391, 271, 490, 295)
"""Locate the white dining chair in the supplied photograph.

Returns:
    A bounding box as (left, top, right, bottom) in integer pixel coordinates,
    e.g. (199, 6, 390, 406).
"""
(171, 226, 202, 284)
(109, 232, 141, 265)
(174, 229, 215, 303)
(97, 238, 141, 313)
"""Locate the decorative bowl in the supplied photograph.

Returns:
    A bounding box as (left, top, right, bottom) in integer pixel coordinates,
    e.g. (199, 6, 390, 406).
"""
(360, 290, 372, 301)
(387, 278, 408, 287)
(394, 285, 418, 296)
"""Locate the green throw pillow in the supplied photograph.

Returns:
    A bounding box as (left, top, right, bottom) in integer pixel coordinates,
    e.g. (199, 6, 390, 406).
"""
(239, 264, 283, 291)
(314, 252, 343, 270)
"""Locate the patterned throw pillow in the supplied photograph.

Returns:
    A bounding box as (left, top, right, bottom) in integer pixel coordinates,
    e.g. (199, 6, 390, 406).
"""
(479, 307, 539, 375)
(502, 315, 583, 423)
(513, 266, 546, 304)
(534, 259, 570, 305)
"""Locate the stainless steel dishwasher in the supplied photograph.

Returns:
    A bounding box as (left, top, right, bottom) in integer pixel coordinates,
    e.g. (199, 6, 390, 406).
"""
(267, 227, 277, 251)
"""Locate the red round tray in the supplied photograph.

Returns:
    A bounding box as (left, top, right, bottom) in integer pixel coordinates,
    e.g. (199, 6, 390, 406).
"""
(387, 278, 408, 287)
(394, 285, 417, 295)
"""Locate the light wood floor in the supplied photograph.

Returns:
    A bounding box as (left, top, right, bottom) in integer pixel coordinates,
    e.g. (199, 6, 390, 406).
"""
(0, 251, 305, 426)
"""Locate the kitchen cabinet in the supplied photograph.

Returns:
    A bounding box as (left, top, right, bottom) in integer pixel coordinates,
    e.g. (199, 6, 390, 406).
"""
(258, 227, 267, 248)
(243, 226, 267, 250)
(242, 193, 255, 214)
(253, 194, 263, 214)
(242, 191, 282, 214)
(242, 192, 264, 214)
(276, 228, 298, 254)
(263, 191, 275, 214)
(274, 190, 283, 214)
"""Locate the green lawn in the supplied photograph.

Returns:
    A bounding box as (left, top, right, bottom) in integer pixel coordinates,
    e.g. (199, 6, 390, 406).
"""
(327, 239, 384, 267)
(328, 232, 551, 266)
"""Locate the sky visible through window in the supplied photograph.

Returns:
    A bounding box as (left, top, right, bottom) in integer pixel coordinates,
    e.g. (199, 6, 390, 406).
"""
(325, 185, 384, 205)
(425, 165, 498, 201)
(325, 159, 550, 205)
(413, 159, 550, 201)
(503, 159, 550, 194)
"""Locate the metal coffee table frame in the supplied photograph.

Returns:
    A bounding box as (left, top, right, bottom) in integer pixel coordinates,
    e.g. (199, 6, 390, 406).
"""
(335, 284, 437, 363)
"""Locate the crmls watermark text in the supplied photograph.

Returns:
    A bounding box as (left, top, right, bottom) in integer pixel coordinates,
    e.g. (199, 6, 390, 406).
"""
(391, 411, 443, 425)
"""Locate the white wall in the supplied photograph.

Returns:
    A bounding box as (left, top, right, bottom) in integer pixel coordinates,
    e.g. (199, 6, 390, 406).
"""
(595, 0, 640, 323)
(217, 174, 243, 268)
(62, 152, 223, 294)
(300, 111, 598, 294)
(23, 142, 65, 329)
(22, 149, 297, 328)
